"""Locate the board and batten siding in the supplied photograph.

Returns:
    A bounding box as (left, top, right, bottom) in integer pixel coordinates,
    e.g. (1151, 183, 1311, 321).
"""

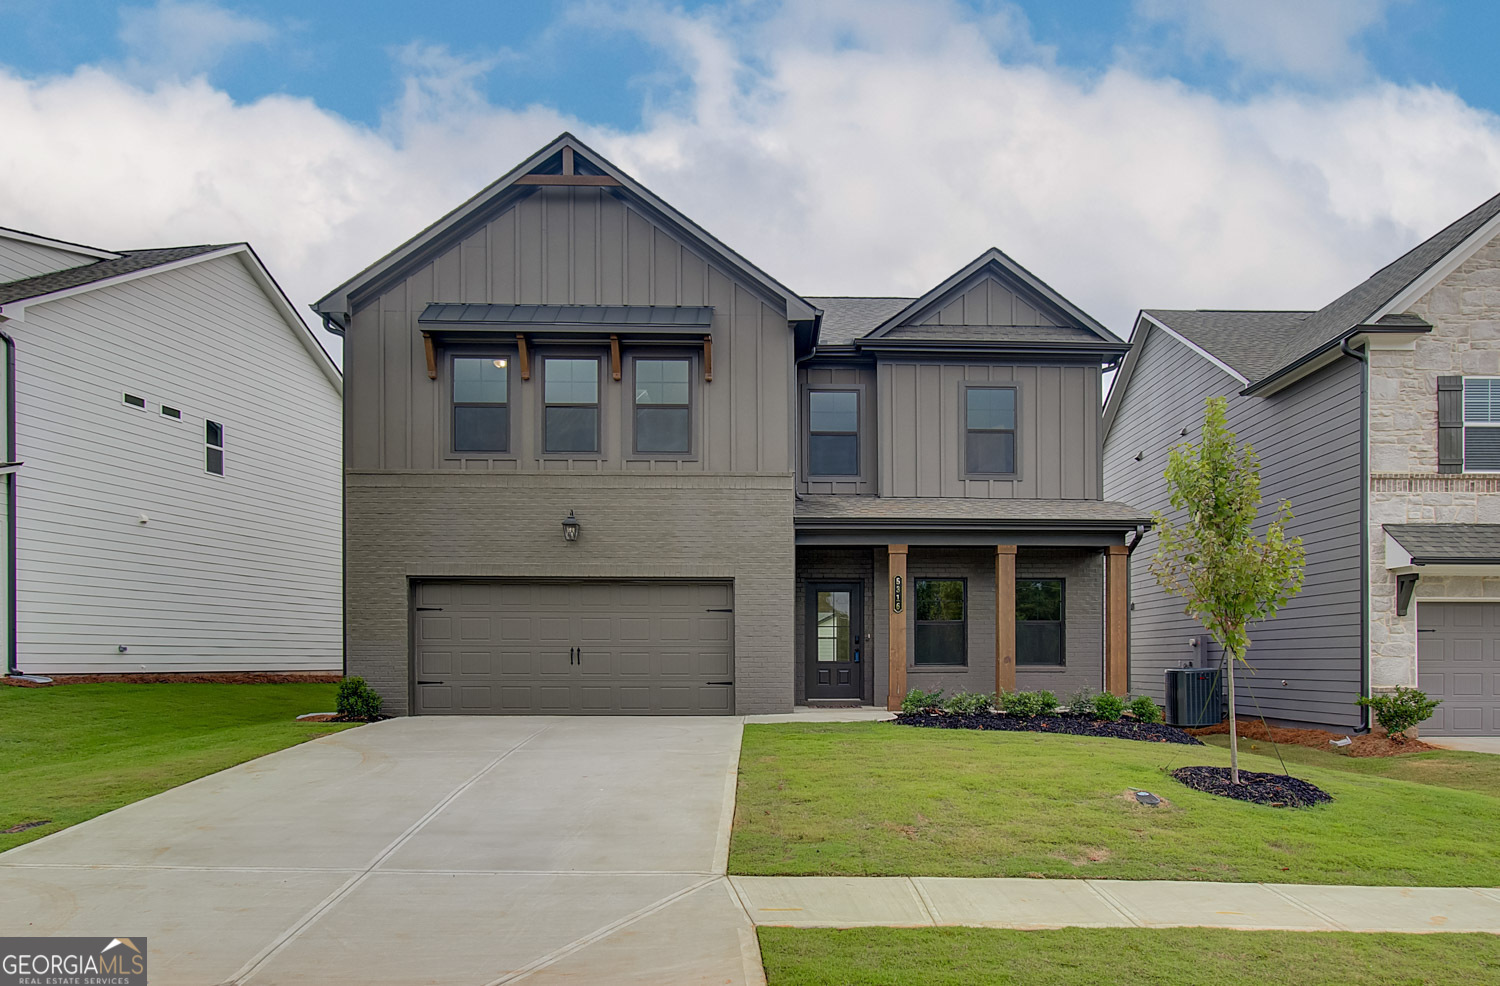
(1103, 326, 1365, 728)
(10, 253, 342, 672)
(345, 185, 795, 475)
(0, 238, 94, 282)
(878, 361, 1101, 498)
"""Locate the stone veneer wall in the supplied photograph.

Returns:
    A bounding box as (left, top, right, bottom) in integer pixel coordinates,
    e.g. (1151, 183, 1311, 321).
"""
(1367, 232, 1500, 691)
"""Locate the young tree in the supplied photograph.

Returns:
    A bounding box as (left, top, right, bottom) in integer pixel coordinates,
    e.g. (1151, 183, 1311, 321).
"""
(1150, 397, 1305, 783)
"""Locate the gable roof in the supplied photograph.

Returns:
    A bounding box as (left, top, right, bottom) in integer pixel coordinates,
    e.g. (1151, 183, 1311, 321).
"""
(866, 248, 1119, 344)
(1141, 309, 1313, 382)
(804, 296, 913, 346)
(0, 225, 119, 261)
(314, 132, 817, 330)
(0, 240, 341, 394)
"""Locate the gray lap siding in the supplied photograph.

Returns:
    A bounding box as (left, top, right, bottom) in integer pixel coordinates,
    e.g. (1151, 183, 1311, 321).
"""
(346, 472, 794, 715)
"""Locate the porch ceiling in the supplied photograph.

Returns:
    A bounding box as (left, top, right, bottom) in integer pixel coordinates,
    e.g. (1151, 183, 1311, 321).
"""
(793, 496, 1152, 547)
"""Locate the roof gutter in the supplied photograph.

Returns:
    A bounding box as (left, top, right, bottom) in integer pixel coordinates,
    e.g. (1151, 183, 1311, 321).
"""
(1243, 325, 1428, 396)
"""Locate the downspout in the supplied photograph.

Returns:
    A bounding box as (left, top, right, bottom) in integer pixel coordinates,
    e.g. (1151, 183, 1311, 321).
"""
(0, 327, 16, 676)
(1342, 336, 1372, 733)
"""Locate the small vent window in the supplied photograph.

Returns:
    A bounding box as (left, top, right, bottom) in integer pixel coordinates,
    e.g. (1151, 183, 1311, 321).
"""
(1463, 378, 1500, 471)
(161, 405, 181, 419)
(124, 394, 146, 408)
(205, 420, 225, 475)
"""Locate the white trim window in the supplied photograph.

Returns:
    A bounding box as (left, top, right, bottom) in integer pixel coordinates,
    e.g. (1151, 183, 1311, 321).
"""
(1463, 377, 1500, 471)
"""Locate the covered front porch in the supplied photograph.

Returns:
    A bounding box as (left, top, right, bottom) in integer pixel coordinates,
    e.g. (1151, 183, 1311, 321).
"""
(793, 498, 1149, 710)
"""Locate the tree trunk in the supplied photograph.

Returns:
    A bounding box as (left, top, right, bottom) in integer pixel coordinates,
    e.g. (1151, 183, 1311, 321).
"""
(1225, 649, 1240, 784)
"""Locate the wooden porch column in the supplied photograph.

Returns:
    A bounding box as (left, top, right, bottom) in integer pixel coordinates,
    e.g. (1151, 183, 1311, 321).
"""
(995, 545, 1017, 696)
(885, 544, 909, 711)
(1105, 545, 1130, 696)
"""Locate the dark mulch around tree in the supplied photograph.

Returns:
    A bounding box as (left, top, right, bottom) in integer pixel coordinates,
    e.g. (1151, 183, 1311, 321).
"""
(1172, 765, 1333, 808)
(893, 711, 1202, 746)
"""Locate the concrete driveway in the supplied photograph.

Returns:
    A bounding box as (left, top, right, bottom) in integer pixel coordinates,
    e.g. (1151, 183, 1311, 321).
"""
(0, 717, 761, 985)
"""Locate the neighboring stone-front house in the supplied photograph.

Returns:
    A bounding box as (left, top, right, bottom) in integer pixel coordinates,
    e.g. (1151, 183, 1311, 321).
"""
(1104, 192, 1500, 736)
(316, 133, 1147, 717)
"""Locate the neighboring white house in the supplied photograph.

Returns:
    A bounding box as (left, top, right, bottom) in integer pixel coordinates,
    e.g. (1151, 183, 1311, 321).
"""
(0, 227, 342, 674)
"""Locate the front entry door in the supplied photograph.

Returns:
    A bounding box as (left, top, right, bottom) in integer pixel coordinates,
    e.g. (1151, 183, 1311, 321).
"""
(806, 582, 863, 701)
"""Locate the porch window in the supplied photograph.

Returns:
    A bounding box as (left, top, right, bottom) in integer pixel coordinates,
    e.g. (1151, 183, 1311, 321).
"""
(1462, 377, 1500, 471)
(1016, 578, 1064, 666)
(543, 357, 600, 453)
(452, 356, 510, 453)
(808, 390, 859, 476)
(914, 578, 966, 665)
(964, 386, 1017, 477)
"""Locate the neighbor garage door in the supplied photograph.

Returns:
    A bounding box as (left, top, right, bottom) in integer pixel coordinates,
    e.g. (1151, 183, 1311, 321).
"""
(1418, 602, 1500, 735)
(412, 581, 734, 715)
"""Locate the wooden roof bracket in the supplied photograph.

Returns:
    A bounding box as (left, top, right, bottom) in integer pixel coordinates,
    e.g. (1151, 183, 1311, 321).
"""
(421, 332, 437, 380)
(610, 334, 621, 381)
(516, 334, 531, 381)
(703, 334, 713, 382)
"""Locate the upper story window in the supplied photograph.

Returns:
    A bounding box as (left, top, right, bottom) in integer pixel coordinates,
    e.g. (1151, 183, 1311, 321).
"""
(1016, 578, 1064, 666)
(808, 390, 859, 476)
(633, 358, 691, 454)
(453, 357, 510, 453)
(543, 357, 600, 454)
(964, 386, 1017, 477)
(1463, 377, 1500, 471)
(205, 420, 225, 476)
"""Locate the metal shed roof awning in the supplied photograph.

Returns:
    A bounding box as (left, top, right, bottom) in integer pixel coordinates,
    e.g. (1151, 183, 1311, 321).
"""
(418, 303, 714, 332)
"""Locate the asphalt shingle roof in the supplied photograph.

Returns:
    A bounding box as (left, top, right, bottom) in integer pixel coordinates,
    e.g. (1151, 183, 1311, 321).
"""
(1385, 524, 1500, 564)
(0, 245, 232, 307)
(806, 296, 913, 346)
(795, 496, 1151, 526)
(1144, 310, 1314, 381)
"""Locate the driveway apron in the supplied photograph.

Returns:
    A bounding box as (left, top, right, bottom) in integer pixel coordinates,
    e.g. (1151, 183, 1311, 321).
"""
(0, 716, 761, 986)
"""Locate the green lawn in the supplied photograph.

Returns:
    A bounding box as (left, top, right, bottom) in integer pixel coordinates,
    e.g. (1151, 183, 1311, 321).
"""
(758, 927, 1500, 986)
(730, 722, 1500, 885)
(1199, 734, 1500, 797)
(0, 683, 355, 851)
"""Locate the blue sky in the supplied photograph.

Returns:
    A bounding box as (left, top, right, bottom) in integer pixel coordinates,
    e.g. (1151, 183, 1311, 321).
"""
(4, 1, 1499, 128)
(1, 0, 1499, 354)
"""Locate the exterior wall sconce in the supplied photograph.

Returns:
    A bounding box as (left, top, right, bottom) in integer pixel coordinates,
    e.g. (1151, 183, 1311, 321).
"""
(562, 510, 581, 543)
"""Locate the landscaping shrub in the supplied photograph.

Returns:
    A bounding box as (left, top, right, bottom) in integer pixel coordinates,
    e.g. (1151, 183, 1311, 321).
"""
(900, 688, 944, 715)
(1128, 695, 1163, 724)
(944, 691, 993, 715)
(1064, 688, 1095, 714)
(1357, 687, 1441, 740)
(998, 689, 1058, 717)
(1090, 692, 1126, 722)
(336, 677, 384, 719)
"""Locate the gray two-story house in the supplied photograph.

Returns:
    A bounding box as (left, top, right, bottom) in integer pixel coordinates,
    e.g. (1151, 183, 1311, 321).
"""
(1104, 191, 1500, 736)
(316, 133, 1146, 716)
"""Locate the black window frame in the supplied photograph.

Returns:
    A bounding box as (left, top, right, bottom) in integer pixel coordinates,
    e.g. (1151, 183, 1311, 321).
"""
(912, 577, 968, 667)
(1016, 577, 1065, 667)
(450, 353, 513, 455)
(962, 384, 1020, 479)
(541, 354, 604, 456)
(630, 354, 694, 457)
(806, 387, 861, 478)
(205, 419, 225, 476)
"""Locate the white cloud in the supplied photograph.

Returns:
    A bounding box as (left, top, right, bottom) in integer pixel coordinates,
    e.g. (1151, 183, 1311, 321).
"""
(117, 0, 277, 80)
(0, 0, 1496, 365)
(1135, 0, 1400, 82)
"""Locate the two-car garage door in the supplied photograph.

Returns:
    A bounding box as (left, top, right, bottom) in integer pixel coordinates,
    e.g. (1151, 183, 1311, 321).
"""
(1419, 602, 1500, 735)
(412, 580, 735, 715)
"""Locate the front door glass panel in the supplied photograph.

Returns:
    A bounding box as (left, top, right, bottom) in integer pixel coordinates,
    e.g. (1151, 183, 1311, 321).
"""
(817, 590, 852, 662)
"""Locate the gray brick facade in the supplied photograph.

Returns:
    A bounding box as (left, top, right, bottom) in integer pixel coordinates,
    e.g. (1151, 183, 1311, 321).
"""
(347, 472, 794, 714)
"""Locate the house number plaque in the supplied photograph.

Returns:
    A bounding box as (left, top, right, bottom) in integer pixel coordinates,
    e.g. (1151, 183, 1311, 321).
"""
(892, 575, 903, 613)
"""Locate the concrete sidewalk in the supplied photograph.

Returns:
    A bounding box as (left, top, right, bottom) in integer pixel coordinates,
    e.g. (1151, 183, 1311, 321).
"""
(731, 876, 1500, 933)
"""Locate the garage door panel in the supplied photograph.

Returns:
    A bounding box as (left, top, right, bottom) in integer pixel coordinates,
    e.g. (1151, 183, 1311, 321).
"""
(413, 580, 734, 715)
(1419, 602, 1500, 736)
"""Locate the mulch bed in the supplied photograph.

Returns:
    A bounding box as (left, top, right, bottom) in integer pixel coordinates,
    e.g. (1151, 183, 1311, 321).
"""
(2, 672, 343, 688)
(1171, 765, 1333, 808)
(894, 710, 1202, 746)
(298, 712, 390, 723)
(1188, 717, 1437, 758)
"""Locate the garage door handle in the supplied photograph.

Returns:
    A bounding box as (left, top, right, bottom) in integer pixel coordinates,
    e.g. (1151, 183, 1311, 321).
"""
(706, 681, 733, 685)
(418, 680, 444, 685)
(706, 608, 734, 613)
(415, 607, 444, 611)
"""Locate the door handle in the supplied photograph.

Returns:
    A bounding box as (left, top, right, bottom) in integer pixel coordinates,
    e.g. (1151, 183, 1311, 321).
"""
(569, 647, 576, 665)
(706, 681, 733, 685)
(417, 680, 443, 685)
